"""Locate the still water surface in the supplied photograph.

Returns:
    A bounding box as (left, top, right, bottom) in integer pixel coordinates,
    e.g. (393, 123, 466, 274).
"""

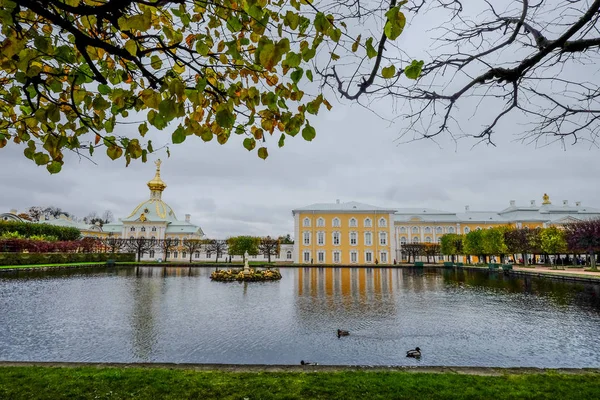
(1, 267, 599, 367)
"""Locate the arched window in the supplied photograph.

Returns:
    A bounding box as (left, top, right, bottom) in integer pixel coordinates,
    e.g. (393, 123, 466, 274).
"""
(424, 227, 431, 233)
(149, 250, 155, 258)
(286, 251, 292, 259)
(448, 227, 455, 233)
(436, 227, 443, 234)
(412, 236, 420, 243)
(303, 217, 311, 227)
(476, 226, 482, 231)
(464, 227, 470, 234)
(332, 231, 340, 245)
(350, 232, 357, 245)
(412, 227, 419, 234)
(195, 251, 200, 258)
(332, 218, 340, 227)
(378, 218, 387, 227)
(437, 238, 442, 244)
(173, 251, 178, 258)
(141, 227, 146, 232)
(400, 236, 407, 245)
(130, 227, 135, 232)
(365, 232, 372, 246)
(364, 218, 372, 228)
(317, 217, 325, 227)
(400, 227, 406, 233)
(152, 226, 157, 232)
(349, 218, 357, 227)
(379, 232, 387, 245)
(303, 231, 311, 245)
(425, 237, 432, 243)
(317, 231, 325, 245)
(182, 251, 187, 259)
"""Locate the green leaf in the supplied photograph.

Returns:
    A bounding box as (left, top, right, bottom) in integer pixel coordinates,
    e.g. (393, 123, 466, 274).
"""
(138, 122, 149, 137)
(278, 133, 285, 148)
(314, 12, 329, 34)
(290, 68, 303, 84)
(384, 7, 406, 41)
(124, 39, 137, 56)
(382, 65, 396, 79)
(405, 60, 424, 80)
(47, 161, 62, 174)
(351, 34, 361, 52)
(257, 147, 268, 160)
(227, 16, 243, 32)
(330, 28, 342, 43)
(243, 137, 256, 151)
(107, 146, 123, 160)
(365, 37, 377, 59)
(150, 55, 162, 69)
(33, 152, 50, 166)
(216, 108, 235, 129)
(302, 124, 316, 141)
(306, 70, 313, 82)
(285, 52, 302, 68)
(98, 84, 112, 95)
(172, 125, 186, 144)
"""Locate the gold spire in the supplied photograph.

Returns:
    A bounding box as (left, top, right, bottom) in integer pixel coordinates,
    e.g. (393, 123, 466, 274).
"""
(542, 193, 551, 205)
(147, 159, 167, 193)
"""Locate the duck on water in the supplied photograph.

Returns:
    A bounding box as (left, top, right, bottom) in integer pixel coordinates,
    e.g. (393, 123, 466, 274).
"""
(337, 329, 349, 338)
(406, 347, 421, 358)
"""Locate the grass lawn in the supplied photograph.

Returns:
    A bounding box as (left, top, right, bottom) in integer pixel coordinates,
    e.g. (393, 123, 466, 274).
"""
(0, 262, 105, 269)
(0, 366, 599, 400)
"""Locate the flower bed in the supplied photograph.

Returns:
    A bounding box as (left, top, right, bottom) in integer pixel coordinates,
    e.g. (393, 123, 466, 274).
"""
(210, 268, 282, 282)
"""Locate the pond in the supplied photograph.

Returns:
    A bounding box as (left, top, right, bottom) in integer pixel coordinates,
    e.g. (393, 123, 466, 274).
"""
(1, 267, 599, 367)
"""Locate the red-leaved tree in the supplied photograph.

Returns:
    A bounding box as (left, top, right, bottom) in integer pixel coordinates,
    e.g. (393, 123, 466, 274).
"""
(564, 219, 600, 271)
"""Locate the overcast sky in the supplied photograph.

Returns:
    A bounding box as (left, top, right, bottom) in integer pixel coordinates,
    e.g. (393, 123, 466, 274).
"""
(1, 1, 599, 239)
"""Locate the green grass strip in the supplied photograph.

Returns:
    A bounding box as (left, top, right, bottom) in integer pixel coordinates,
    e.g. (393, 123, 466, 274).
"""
(0, 262, 105, 269)
(0, 366, 599, 399)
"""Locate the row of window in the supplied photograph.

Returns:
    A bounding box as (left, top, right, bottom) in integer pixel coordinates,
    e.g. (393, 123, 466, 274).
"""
(303, 231, 388, 246)
(399, 237, 442, 244)
(399, 226, 456, 234)
(302, 250, 389, 264)
(130, 226, 158, 232)
(147, 250, 294, 260)
(302, 217, 387, 228)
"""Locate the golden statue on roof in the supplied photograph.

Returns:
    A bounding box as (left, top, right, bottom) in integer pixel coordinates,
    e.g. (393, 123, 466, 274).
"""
(542, 193, 551, 205)
(147, 159, 167, 193)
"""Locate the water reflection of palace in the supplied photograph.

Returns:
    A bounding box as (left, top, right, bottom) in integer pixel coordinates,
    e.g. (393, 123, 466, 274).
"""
(298, 267, 394, 299)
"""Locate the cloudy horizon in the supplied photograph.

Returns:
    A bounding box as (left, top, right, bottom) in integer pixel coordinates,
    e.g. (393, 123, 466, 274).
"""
(2, 95, 599, 239)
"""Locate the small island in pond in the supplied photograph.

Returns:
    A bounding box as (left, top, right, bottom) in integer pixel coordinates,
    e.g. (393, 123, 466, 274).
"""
(211, 267, 282, 282)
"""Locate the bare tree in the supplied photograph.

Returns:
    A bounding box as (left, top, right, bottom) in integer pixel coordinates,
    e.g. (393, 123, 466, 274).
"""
(125, 238, 156, 262)
(206, 239, 228, 263)
(259, 236, 280, 263)
(27, 206, 44, 222)
(321, 0, 600, 147)
(102, 210, 114, 224)
(102, 235, 126, 254)
(183, 239, 203, 263)
(159, 238, 177, 262)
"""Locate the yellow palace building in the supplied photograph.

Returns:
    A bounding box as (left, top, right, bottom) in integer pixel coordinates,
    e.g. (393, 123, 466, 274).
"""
(292, 195, 600, 264)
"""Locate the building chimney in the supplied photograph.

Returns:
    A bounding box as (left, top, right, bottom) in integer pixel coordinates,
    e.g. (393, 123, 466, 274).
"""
(509, 200, 515, 207)
(185, 214, 191, 223)
(336, 199, 340, 204)
(576, 201, 581, 207)
(562, 200, 569, 206)
(465, 205, 470, 211)
(530, 200, 536, 206)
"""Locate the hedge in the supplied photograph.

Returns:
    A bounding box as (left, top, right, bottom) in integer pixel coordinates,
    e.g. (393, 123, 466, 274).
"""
(0, 252, 135, 266)
(0, 221, 81, 241)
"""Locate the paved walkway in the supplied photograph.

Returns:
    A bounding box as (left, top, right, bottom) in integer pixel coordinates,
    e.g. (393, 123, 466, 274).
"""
(512, 265, 600, 280)
(1, 361, 599, 376)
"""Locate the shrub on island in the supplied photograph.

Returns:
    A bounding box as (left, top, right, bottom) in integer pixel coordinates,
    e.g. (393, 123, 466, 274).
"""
(210, 268, 282, 282)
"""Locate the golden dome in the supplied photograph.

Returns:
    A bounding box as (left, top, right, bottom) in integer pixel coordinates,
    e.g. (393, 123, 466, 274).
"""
(147, 159, 167, 192)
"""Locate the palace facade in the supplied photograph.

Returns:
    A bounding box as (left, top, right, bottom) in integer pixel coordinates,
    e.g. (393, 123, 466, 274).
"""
(292, 195, 600, 264)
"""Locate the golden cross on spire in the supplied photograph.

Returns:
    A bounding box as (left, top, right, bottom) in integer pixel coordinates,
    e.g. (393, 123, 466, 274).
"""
(155, 159, 162, 171)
